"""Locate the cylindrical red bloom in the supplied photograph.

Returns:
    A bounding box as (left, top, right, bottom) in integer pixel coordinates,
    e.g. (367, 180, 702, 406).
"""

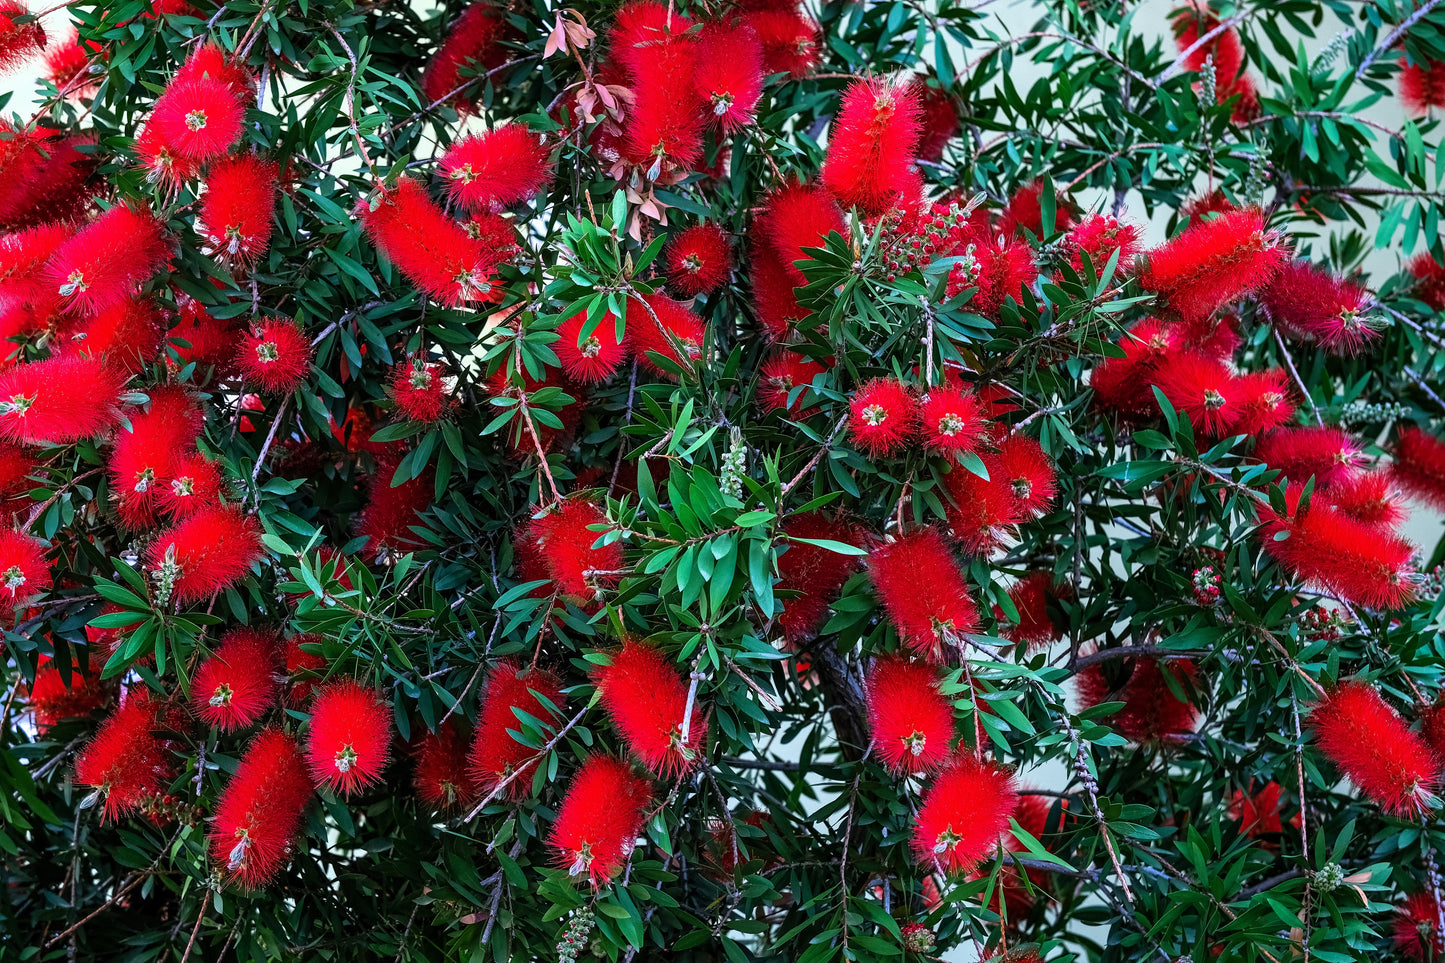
(1090, 317, 1182, 420)
(146, 504, 263, 605)
(1259, 260, 1376, 355)
(1065, 213, 1141, 274)
(147, 77, 244, 162)
(210, 728, 312, 887)
(26, 652, 111, 728)
(1151, 351, 1243, 440)
(821, 77, 921, 216)
(1310, 682, 1439, 817)
(919, 384, 985, 453)
(0, 528, 47, 616)
(693, 22, 763, 132)
(912, 78, 959, 162)
(63, 295, 165, 374)
(305, 679, 392, 795)
(283, 633, 328, 705)
(191, 628, 280, 731)
(990, 433, 1058, 519)
(1000, 181, 1075, 241)
(356, 449, 434, 560)
(360, 177, 498, 306)
(1000, 571, 1066, 652)
(0, 441, 34, 522)
(1392, 427, 1445, 512)
(1401, 57, 1445, 115)
(1075, 656, 1200, 744)
(547, 755, 653, 886)
(45, 203, 170, 316)
(1254, 425, 1366, 490)
(625, 293, 706, 378)
(1233, 368, 1295, 435)
(869, 528, 978, 659)
(198, 153, 278, 268)
(849, 378, 919, 457)
(422, 3, 508, 114)
(758, 351, 824, 415)
(157, 451, 224, 520)
(106, 385, 201, 530)
(390, 359, 451, 423)
(0, 354, 125, 445)
(0, 2, 45, 72)
(865, 655, 954, 776)
(956, 238, 1038, 318)
(174, 41, 255, 103)
(911, 754, 1019, 875)
(744, 8, 820, 79)
(438, 124, 553, 212)
(44, 28, 98, 96)
(1260, 505, 1416, 609)
(411, 718, 479, 810)
(665, 223, 731, 297)
(237, 318, 313, 394)
(942, 454, 1022, 556)
(518, 497, 622, 605)
(555, 309, 627, 383)
(1396, 892, 1445, 959)
(1324, 471, 1406, 531)
(468, 660, 566, 801)
(0, 220, 69, 304)
(0, 126, 98, 230)
(593, 638, 706, 778)
(75, 692, 170, 822)
(776, 512, 866, 643)
(756, 181, 847, 278)
(1138, 208, 1285, 323)
(1226, 780, 1284, 838)
(1409, 252, 1445, 312)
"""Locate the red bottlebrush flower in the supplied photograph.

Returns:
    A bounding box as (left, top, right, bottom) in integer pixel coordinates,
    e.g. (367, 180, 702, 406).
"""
(608, 1, 694, 75)
(26, 652, 109, 728)
(849, 378, 919, 457)
(758, 351, 824, 415)
(1000, 571, 1066, 652)
(283, 633, 328, 705)
(1395, 893, 1445, 960)
(1392, 427, 1445, 512)
(749, 235, 806, 340)
(1233, 369, 1295, 435)
(468, 660, 566, 801)
(0, 354, 125, 445)
(1325, 471, 1407, 531)
(0, 3, 45, 72)
(134, 120, 198, 188)
(756, 181, 847, 278)
(174, 41, 255, 103)
(519, 497, 622, 605)
(869, 528, 978, 659)
(421, 3, 507, 113)
(615, 11, 705, 176)
(865, 655, 954, 776)
(919, 384, 985, 453)
(625, 293, 706, 377)
(1065, 213, 1141, 274)
(411, 718, 478, 810)
(594, 639, 706, 778)
(438, 124, 553, 212)
(305, 679, 391, 795)
(665, 223, 731, 296)
(157, 451, 224, 519)
(821, 77, 921, 216)
(1090, 318, 1182, 420)
(959, 238, 1039, 318)
(1254, 425, 1366, 490)
(693, 22, 763, 132)
(390, 359, 451, 423)
(911, 754, 1019, 875)
(549, 755, 653, 886)
(1171, 3, 1245, 80)
(1075, 656, 1200, 744)
(1401, 57, 1445, 115)
(64, 295, 164, 374)
(237, 318, 313, 394)
(0, 220, 70, 302)
(555, 309, 627, 383)
(148, 77, 243, 162)
(0, 126, 98, 230)
(1259, 260, 1376, 355)
(1138, 208, 1285, 322)
(991, 434, 1058, 519)
(776, 512, 866, 644)
(942, 457, 1022, 556)
(45, 28, 98, 95)
(107, 386, 201, 529)
(198, 153, 278, 268)
(167, 294, 239, 376)
(1000, 181, 1075, 241)
(0, 442, 34, 522)
(75, 693, 170, 822)
(1408, 252, 1445, 311)
(360, 177, 498, 306)
(1151, 351, 1243, 439)
(1260, 505, 1416, 609)
(356, 450, 434, 560)
(745, 8, 821, 79)
(45, 203, 170, 316)
(912, 78, 959, 162)
(1227, 780, 1284, 838)
(1309, 682, 1439, 817)
(146, 504, 263, 605)
(210, 728, 312, 887)
(191, 628, 280, 731)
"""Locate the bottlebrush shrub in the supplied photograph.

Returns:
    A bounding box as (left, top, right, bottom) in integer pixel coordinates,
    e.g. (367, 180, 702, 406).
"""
(9, 1, 1445, 961)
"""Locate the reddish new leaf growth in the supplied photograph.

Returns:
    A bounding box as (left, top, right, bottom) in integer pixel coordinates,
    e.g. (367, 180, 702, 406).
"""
(821, 77, 921, 216)
(865, 655, 954, 776)
(1310, 682, 1439, 817)
(0, 354, 125, 445)
(411, 718, 478, 810)
(1259, 260, 1376, 355)
(693, 22, 763, 132)
(305, 679, 391, 796)
(555, 310, 627, 383)
(776, 512, 865, 643)
(468, 660, 566, 800)
(1075, 656, 1200, 744)
(45, 203, 170, 316)
(911, 754, 1019, 874)
(919, 384, 986, 453)
(1391, 427, 1445, 511)
(1401, 57, 1445, 115)
(625, 293, 706, 377)
(422, 3, 508, 113)
(1395, 893, 1445, 960)
(199, 153, 278, 268)
(146, 504, 263, 605)
(869, 528, 978, 659)
(75, 692, 170, 822)
(1138, 208, 1285, 322)
(758, 351, 824, 415)
(237, 318, 313, 394)
(107, 385, 201, 529)
(665, 223, 731, 296)
(360, 177, 498, 306)
(1254, 425, 1366, 490)
(0, 2, 45, 72)
(191, 628, 280, 732)
(519, 497, 622, 605)
(438, 124, 553, 212)
(745, 8, 820, 79)
(849, 378, 919, 457)
(548, 755, 653, 886)
(211, 729, 312, 887)
(390, 359, 451, 423)
(594, 638, 705, 777)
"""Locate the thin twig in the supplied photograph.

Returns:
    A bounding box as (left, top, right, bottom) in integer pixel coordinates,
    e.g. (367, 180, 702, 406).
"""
(1273, 329, 1323, 426)
(1356, 0, 1445, 79)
